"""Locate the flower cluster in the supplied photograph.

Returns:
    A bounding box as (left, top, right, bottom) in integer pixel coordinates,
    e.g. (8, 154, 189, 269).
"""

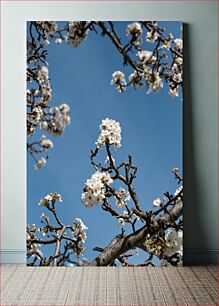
(144, 69, 163, 94)
(72, 218, 88, 243)
(71, 218, 88, 256)
(67, 22, 90, 47)
(144, 227, 183, 260)
(144, 233, 165, 257)
(27, 22, 72, 165)
(116, 188, 130, 208)
(29, 222, 48, 237)
(29, 105, 43, 126)
(169, 57, 183, 97)
(174, 38, 183, 51)
(128, 51, 164, 94)
(163, 227, 183, 258)
(146, 22, 159, 43)
(126, 22, 142, 37)
(110, 71, 127, 92)
(40, 82, 52, 105)
(26, 224, 44, 258)
(35, 21, 58, 36)
(108, 21, 183, 98)
(96, 118, 122, 149)
(27, 65, 52, 137)
(81, 171, 113, 207)
(38, 192, 62, 206)
(37, 66, 49, 84)
(40, 103, 71, 136)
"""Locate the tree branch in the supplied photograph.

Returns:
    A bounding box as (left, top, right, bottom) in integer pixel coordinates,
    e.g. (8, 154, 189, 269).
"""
(89, 199, 182, 266)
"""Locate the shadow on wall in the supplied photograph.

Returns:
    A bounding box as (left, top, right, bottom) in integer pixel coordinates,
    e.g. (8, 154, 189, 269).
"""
(183, 24, 214, 265)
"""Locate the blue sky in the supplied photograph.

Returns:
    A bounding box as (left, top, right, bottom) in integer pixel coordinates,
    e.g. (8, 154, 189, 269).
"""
(27, 21, 182, 265)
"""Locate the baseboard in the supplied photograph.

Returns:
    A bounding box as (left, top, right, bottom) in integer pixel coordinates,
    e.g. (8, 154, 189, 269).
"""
(184, 249, 218, 265)
(0, 249, 26, 264)
(0, 249, 218, 265)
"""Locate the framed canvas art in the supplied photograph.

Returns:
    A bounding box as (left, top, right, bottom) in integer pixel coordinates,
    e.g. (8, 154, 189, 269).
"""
(26, 21, 183, 267)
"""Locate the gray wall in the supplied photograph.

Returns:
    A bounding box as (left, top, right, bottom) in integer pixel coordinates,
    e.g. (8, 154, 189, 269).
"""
(1, 1, 218, 264)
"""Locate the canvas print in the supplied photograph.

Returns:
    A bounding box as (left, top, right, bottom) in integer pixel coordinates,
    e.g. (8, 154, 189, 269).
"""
(27, 21, 183, 266)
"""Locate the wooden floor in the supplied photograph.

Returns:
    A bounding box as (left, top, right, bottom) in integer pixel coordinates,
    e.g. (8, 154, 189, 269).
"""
(1, 265, 218, 305)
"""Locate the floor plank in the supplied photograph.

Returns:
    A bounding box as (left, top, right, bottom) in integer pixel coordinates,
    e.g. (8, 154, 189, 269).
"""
(1, 265, 218, 305)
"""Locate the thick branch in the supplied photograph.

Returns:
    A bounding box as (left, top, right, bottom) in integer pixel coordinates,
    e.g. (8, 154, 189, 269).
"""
(53, 226, 66, 266)
(89, 199, 182, 266)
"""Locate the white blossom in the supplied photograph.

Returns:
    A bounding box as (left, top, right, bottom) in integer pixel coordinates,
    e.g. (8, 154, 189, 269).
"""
(146, 30, 159, 43)
(116, 199, 126, 208)
(153, 197, 162, 207)
(144, 70, 163, 94)
(81, 171, 113, 208)
(129, 71, 138, 83)
(159, 40, 171, 50)
(44, 104, 71, 136)
(37, 66, 49, 84)
(116, 188, 130, 208)
(72, 217, 88, 244)
(174, 38, 183, 50)
(110, 71, 126, 92)
(118, 218, 125, 226)
(96, 118, 122, 149)
(67, 21, 89, 47)
(81, 190, 95, 208)
(44, 39, 50, 46)
(38, 192, 62, 206)
(173, 72, 182, 84)
(144, 234, 164, 257)
(41, 135, 54, 150)
(35, 21, 58, 36)
(41, 83, 52, 104)
(44, 194, 53, 202)
(59, 103, 70, 113)
(163, 228, 183, 257)
(129, 71, 144, 89)
(174, 56, 183, 66)
(101, 171, 113, 185)
(138, 50, 156, 64)
(132, 213, 140, 221)
(169, 87, 179, 97)
(55, 38, 62, 45)
(34, 157, 46, 170)
(27, 127, 35, 137)
(126, 22, 142, 36)
(40, 121, 48, 130)
(167, 33, 174, 41)
(32, 106, 43, 125)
